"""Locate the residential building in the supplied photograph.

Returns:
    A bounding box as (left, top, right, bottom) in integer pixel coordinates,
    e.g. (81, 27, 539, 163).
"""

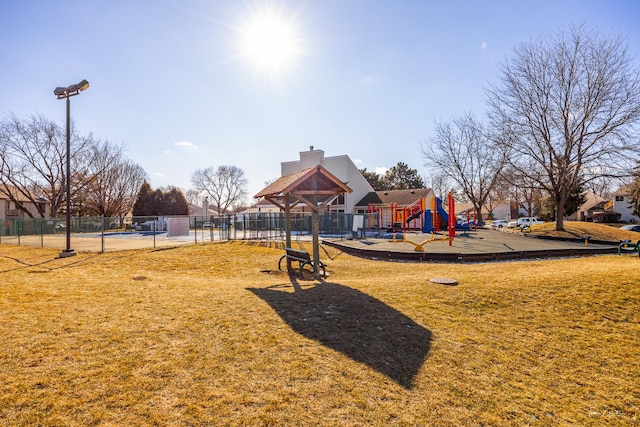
(0, 185, 50, 218)
(565, 191, 605, 221)
(240, 198, 282, 214)
(454, 200, 526, 221)
(279, 146, 374, 214)
(613, 186, 639, 223)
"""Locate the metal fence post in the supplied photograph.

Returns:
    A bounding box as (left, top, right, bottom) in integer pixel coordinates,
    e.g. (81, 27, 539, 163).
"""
(101, 215, 105, 253)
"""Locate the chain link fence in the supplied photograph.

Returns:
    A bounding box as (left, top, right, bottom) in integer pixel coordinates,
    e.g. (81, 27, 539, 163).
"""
(0, 212, 375, 252)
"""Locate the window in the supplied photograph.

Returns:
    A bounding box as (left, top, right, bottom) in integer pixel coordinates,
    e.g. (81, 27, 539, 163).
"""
(615, 195, 624, 202)
(330, 194, 345, 206)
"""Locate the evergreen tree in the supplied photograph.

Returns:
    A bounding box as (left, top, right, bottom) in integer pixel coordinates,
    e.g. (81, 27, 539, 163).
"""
(539, 182, 588, 220)
(360, 163, 425, 191)
(151, 189, 164, 215)
(132, 181, 154, 216)
(359, 168, 387, 191)
(564, 182, 588, 217)
(164, 188, 189, 215)
(383, 162, 425, 190)
(132, 182, 190, 216)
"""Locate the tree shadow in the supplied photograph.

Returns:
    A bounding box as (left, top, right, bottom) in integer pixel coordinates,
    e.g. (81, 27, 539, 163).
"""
(247, 278, 431, 389)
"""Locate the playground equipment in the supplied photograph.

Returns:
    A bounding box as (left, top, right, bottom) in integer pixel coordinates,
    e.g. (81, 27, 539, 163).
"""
(385, 192, 457, 249)
(401, 232, 454, 252)
(367, 198, 424, 232)
(367, 193, 457, 236)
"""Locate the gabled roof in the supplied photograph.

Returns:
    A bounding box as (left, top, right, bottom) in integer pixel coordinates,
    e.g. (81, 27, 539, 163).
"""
(188, 203, 219, 216)
(254, 165, 352, 199)
(355, 189, 433, 207)
(0, 184, 48, 203)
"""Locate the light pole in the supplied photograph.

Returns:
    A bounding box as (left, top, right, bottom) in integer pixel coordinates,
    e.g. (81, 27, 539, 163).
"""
(53, 79, 89, 258)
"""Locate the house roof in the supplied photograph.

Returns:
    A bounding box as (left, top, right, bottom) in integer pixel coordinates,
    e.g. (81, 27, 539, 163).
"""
(355, 189, 433, 207)
(239, 198, 282, 214)
(188, 203, 219, 216)
(0, 184, 48, 203)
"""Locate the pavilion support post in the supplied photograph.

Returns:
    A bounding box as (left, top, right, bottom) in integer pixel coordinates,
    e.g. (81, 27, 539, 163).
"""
(312, 208, 320, 279)
(285, 195, 292, 271)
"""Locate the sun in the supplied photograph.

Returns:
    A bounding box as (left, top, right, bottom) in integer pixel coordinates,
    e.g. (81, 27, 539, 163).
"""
(238, 9, 303, 74)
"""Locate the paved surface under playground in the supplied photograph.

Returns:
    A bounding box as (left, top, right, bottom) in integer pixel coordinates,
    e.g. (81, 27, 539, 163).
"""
(324, 228, 619, 262)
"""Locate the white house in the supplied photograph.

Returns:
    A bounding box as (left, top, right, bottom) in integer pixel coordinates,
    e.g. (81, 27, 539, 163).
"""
(240, 198, 282, 214)
(455, 200, 521, 221)
(613, 186, 640, 223)
(279, 146, 374, 214)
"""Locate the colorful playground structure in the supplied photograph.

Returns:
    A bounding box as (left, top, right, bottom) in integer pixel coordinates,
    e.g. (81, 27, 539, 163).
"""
(367, 193, 458, 249)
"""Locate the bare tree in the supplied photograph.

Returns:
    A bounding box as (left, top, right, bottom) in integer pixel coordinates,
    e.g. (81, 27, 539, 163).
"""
(424, 172, 457, 201)
(0, 114, 146, 219)
(0, 114, 61, 217)
(81, 141, 147, 218)
(486, 25, 640, 230)
(0, 114, 98, 217)
(191, 165, 248, 214)
(421, 112, 507, 222)
(484, 173, 513, 219)
(583, 171, 616, 200)
(501, 166, 546, 218)
(184, 188, 202, 206)
(630, 162, 640, 217)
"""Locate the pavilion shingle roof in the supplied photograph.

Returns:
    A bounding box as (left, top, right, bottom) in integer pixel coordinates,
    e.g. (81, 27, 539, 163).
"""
(254, 165, 352, 199)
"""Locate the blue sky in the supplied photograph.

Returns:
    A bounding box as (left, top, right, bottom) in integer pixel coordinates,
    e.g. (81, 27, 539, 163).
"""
(2, 0, 639, 202)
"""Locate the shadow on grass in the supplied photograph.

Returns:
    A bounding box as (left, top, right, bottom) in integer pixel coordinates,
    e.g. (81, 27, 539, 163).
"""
(248, 277, 431, 389)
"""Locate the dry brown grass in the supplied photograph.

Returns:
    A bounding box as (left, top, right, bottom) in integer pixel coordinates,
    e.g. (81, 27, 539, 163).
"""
(1, 239, 639, 426)
(527, 221, 640, 242)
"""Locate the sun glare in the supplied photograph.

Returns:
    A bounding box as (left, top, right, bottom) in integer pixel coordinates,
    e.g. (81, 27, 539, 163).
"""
(239, 10, 303, 74)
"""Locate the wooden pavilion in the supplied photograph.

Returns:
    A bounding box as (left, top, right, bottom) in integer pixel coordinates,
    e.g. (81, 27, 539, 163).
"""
(254, 165, 352, 278)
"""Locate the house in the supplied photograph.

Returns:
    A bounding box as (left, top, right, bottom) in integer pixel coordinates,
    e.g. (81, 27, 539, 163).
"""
(188, 202, 219, 217)
(564, 191, 605, 221)
(454, 200, 522, 221)
(278, 146, 374, 214)
(588, 200, 621, 223)
(0, 185, 50, 218)
(240, 198, 282, 214)
(612, 186, 640, 223)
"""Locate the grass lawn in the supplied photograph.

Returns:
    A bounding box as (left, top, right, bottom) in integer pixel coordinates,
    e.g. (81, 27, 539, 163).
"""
(527, 221, 640, 242)
(1, 227, 639, 425)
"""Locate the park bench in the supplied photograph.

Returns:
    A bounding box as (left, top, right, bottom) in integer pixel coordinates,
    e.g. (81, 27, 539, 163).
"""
(278, 247, 326, 278)
(617, 240, 640, 257)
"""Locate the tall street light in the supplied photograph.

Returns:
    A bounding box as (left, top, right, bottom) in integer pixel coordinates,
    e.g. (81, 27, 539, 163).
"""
(53, 79, 89, 258)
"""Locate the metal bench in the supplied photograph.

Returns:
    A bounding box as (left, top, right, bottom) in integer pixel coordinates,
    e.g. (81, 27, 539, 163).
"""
(617, 240, 640, 257)
(278, 247, 326, 278)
